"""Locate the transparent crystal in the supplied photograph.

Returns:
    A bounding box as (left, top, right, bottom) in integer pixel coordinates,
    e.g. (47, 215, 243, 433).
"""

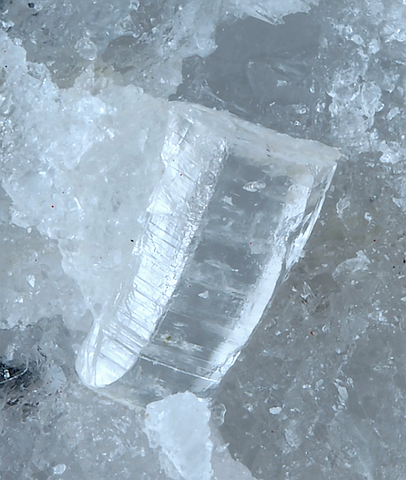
(0, 28, 338, 406)
(75, 102, 339, 403)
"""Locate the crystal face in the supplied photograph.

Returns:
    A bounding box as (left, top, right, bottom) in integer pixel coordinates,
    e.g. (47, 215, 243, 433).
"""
(75, 102, 339, 401)
(0, 27, 338, 406)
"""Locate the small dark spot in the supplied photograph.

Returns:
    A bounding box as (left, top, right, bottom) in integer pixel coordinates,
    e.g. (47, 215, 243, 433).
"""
(7, 397, 22, 406)
(403, 259, 405, 264)
(130, 239, 134, 243)
(0, 359, 36, 395)
(393, 266, 396, 269)
(28, 2, 35, 7)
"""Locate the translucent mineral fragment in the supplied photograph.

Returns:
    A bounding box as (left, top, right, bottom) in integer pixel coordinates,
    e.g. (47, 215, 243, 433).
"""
(0, 29, 339, 405)
(145, 392, 257, 480)
(145, 392, 213, 480)
(75, 101, 339, 402)
(224, 0, 320, 24)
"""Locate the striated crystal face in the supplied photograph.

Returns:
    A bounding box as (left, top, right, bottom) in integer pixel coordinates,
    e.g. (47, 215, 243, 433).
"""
(0, 27, 338, 406)
(75, 102, 338, 402)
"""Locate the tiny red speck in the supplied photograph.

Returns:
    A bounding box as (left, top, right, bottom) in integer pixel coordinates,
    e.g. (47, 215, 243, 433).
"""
(310, 331, 314, 336)
(51, 205, 54, 208)
(373, 239, 376, 242)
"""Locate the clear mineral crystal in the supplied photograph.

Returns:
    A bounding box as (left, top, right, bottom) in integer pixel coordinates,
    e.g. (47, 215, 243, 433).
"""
(75, 102, 337, 403)
(0, 29, 338, 404)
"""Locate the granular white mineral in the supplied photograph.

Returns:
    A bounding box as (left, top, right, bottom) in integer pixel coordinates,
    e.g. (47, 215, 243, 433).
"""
(145, 392, 256, 480)
(145, 392, 213, 480)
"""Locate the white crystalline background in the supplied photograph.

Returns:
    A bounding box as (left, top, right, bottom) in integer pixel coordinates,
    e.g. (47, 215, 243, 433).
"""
(1, 0, 406, 479)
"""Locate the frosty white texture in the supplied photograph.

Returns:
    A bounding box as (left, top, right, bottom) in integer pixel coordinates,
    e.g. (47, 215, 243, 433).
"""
(0, 30, 168, 331)
(144, 391, 256, 480)
(224, 0, 319, 23)
(0, 28, 338, 401)
(145, 392, 213, 480)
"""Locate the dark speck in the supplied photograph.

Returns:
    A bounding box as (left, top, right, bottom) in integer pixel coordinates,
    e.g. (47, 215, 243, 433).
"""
(130, 239, 134, 243)
(28, 2, 35, 7)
